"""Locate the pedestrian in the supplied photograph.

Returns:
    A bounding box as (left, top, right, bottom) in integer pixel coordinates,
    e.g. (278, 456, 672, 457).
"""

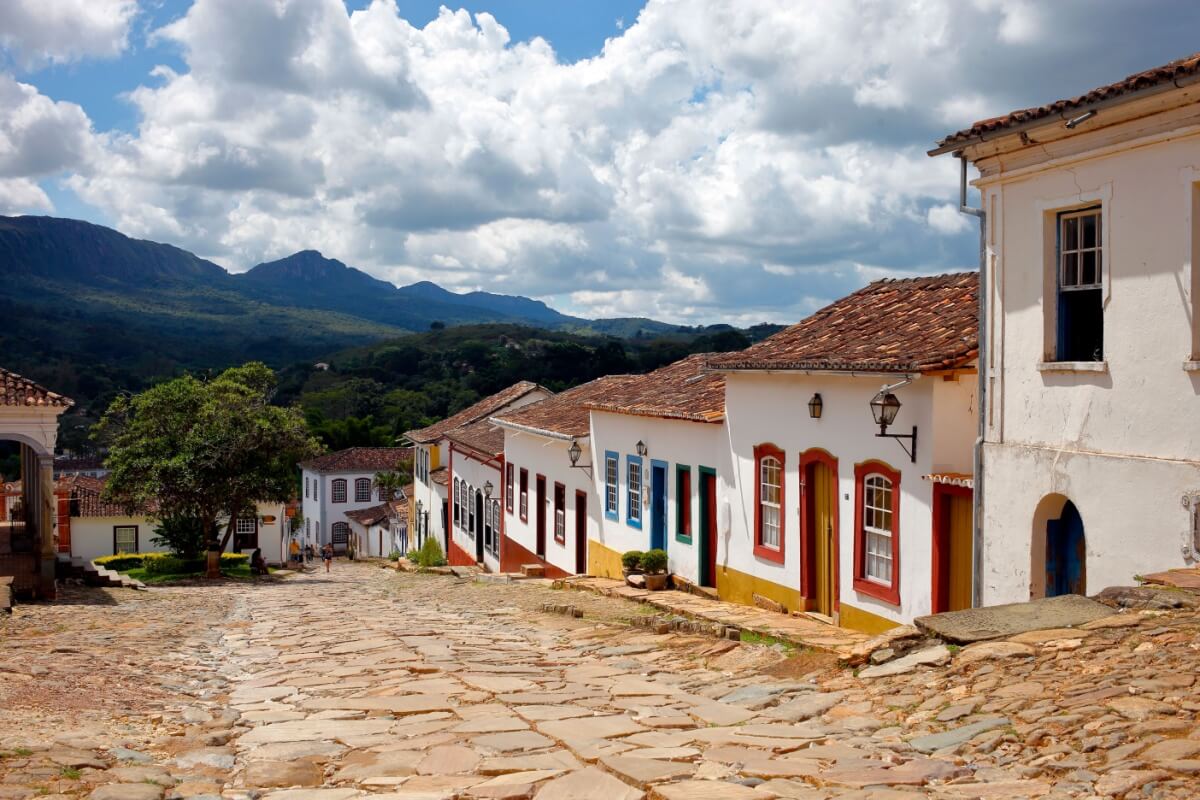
(289, 538, 301, 564)
(322, 542, 333, 573)
(250, 547, 267, 576)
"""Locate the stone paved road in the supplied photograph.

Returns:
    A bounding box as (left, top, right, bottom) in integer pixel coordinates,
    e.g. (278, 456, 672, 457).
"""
(2, 562, 1199, 800)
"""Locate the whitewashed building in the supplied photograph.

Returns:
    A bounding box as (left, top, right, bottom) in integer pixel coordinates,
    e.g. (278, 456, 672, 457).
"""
(708, 275, 978, 633)
(933, 52, 1200, 602)
(491, 377, 631, 577)
(299, 447, 410, 555)
(344, 492, 410, 559)
(583, 356, 728, 588)
(405, 382, 550, 563)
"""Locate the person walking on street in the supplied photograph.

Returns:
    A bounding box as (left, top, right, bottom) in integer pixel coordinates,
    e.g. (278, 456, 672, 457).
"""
(322, 542, 333, 573)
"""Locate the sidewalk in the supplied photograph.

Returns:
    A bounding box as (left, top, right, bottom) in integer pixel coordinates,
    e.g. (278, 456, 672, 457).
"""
(559, 576, 870, 657)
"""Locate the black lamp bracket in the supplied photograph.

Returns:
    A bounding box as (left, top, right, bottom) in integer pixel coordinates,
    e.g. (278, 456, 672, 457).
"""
(876, 424, 917, 463)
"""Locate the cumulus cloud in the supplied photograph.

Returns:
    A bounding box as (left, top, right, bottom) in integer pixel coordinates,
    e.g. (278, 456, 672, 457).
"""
(0, 0, 136, 69)
(50, 0, 1200, 323)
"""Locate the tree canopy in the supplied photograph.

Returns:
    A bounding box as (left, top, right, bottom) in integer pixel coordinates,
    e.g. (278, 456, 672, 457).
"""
(96, 362, 322, 575)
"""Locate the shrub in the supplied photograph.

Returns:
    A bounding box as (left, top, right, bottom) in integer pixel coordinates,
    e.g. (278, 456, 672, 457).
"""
(640, 549, 668, 574)
(621, 550, 644, 572)
(144, 555, 188, 575)
(406, 549, 419, 562)
(150, 516, 215, 560)
(95, 553, 144, 571)
(415, 537, 447, 568)
(388, 549, 402, 561)
(221, 552, 249, 564)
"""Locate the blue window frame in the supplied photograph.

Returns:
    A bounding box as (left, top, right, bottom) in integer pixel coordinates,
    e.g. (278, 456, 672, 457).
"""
(626, 454, 643, 529)
(604, 451, 619, 520)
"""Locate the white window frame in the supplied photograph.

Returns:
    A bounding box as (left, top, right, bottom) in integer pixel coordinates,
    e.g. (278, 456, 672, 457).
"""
(1060, 208, 1103, 291)
(605, 454, 618, 517)
(759, 456, 782, 549)
(627, 459, 642, 524)
(863, 473, 894, 585)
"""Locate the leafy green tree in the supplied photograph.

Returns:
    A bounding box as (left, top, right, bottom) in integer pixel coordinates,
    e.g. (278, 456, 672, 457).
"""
(150, 515, 216, 560)
(96, 362, 322, 578)
(372, 470, 406, 502)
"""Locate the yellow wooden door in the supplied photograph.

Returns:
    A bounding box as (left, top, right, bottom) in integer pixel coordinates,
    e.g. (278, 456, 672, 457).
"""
(812, 463, 834, 617)
(948, 495, 973, 612)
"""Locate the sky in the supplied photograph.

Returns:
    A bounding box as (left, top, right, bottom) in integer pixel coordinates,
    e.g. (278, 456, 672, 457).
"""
(1, 1, 1199, 326)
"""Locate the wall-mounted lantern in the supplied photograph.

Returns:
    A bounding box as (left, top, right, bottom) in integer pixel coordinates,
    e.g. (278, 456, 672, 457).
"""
(483, 481, 493, 499)
(869, 382, 917, 463)
(567, 439, 592, 477)
(808, 393, 823, 419)
(636, 440, 648, 458)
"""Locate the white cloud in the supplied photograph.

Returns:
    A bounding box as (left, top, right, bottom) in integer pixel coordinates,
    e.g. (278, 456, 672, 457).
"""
(46, 0, 1200, 323)
(0, 0, 136, 69)
(0, 178, 52, 214)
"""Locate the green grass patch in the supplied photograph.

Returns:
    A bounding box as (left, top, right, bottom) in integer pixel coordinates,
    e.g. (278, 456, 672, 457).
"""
(740, 630, 798, 654)
(946, 644, 962, 654)
(59, 767, 81, 780)
(124, 563, 266, 584)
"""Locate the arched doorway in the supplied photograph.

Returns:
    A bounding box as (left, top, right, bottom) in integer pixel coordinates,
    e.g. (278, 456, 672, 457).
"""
(1046, 500, 1086, 597)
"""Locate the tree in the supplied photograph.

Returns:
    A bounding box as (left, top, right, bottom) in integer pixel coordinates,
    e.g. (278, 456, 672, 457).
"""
(96, 362, 323, 578)
(372, 470, 406, 502)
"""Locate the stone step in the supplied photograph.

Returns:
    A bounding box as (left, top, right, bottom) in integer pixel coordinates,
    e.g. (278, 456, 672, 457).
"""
(0, 576, 11, 614)
(520, 564, 545, 578)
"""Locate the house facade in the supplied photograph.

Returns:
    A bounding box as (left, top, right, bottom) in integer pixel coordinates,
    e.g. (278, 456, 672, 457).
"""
(405, 381, 550, 561)
(299, 447, 411, 555)
(583, 356, 727, 588)
(491, 377, 632, 578)
(934, 52, 1200, 603)
(344, 492, 410, 560)
(56, 475, 291, 565)
(709, 274, 978, 632)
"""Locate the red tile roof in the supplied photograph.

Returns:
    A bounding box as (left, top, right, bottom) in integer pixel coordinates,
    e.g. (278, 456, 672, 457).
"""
(709, 272, 978, 374)
(299, 447, 412, 473)
(405, 381, 548, 444)
(492, 376, 637, 439)
(446, 420, 506, 458)
(935, 52, 1200, 152)
(0, 367, 72, 408)
(429, 466, 449, 486)
(58, 474, 155, 517)
(584, 354, 725, 424)
(345, 503, 390, 527)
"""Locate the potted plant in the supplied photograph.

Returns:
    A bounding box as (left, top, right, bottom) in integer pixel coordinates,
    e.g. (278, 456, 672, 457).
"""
(640, 549, 669, 590)
(621, 550, 644, 580)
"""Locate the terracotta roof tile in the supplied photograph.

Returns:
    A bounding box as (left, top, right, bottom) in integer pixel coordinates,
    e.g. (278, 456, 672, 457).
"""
(446, 420, 506, 457)
(492, 376, 638, 439)
(584, 354, 725, 424)
(429, 466, 449, 486)
(299, 447, 412, 473)
(709, 272, 978, 374)
(0, 367, 72, 408)
(345, 503, 390, 527)
(58, 474, 156, 517)
(405, 381, 548, 444)
(936, 52, 1200, 151)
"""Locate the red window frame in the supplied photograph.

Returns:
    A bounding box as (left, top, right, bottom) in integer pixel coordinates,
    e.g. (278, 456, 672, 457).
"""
(852, 459, 902, 606)
(331, 478, 347, 504)
(355, 478, 371, 502)
(519, 468, 529, 522)
(753, 443, 785, 564)
(553, 482, 566, 544)
(505, 463, 515, 512)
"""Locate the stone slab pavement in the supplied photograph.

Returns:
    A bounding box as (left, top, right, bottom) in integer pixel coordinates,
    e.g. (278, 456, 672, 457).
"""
(914, 594, 1114, 644)
(2, 562, 1200, 799)
(560, 576, 870, 657)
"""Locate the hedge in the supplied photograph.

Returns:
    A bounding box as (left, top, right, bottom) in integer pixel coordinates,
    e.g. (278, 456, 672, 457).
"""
(95, 551, 249, 573)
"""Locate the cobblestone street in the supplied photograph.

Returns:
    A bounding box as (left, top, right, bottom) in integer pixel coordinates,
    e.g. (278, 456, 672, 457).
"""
(2, 562, 1199, 799)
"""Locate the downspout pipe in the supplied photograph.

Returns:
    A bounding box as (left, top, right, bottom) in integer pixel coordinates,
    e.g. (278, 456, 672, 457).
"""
(957, 155, 987, 609)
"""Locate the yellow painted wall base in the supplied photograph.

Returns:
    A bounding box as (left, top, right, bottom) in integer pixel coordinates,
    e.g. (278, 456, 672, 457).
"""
(715, 564, 802, 613)
(839, 602, 900, 635)
(588, 538, 624, 580)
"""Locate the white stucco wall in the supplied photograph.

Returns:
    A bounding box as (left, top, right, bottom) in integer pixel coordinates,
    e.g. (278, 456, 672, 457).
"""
(588, 411, 725, 584)
(976, 126, 1200, 596)
(722, 371, 975, 625)
(448, 445, 502, 571)
(501, 431, 597, 575)
(301, 468, 387, 549)
(71, 516, 166, 562)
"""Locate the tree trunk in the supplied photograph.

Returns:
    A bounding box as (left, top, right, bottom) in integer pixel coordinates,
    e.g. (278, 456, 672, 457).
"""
(204, 514, 222, 579)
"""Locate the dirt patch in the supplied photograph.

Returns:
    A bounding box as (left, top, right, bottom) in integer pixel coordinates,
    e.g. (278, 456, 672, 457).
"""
(759, 648, 840, 679)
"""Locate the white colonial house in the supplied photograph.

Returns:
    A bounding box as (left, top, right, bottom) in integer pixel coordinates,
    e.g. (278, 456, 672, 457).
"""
(491, 377, 630, 577)
(583, 356, 727, 589)
(56, 475, 291, 565)
(299, 447, 411, 555)
(933, 52, 1200, 603)
(0, 368, 71, 600)
(404, 381, 550, 563)
(708, 274, 978, 633)
(344, 491, 410, 560)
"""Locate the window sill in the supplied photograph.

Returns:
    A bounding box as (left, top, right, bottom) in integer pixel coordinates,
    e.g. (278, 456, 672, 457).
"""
(853, 576, 900, 606)
(753, 542, 785, 564)
(1037, 361, 1108, 374)
(675, 533, 693, 545)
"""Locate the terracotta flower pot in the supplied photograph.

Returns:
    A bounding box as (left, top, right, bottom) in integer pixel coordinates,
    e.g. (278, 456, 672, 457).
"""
(644, 573, 668, 591)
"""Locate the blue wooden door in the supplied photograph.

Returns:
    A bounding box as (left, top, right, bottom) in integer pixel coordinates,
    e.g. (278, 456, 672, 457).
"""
(650, 462, 667, 552)
(1046, 502, 1085, 596)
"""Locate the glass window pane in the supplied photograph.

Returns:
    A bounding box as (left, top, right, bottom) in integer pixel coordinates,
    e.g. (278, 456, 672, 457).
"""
(1064, 216, 1078, 251)
(1062, 252, 1078, 286)
(1082, 213, 1096, 249)
(1081, 250, 1096, 286)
